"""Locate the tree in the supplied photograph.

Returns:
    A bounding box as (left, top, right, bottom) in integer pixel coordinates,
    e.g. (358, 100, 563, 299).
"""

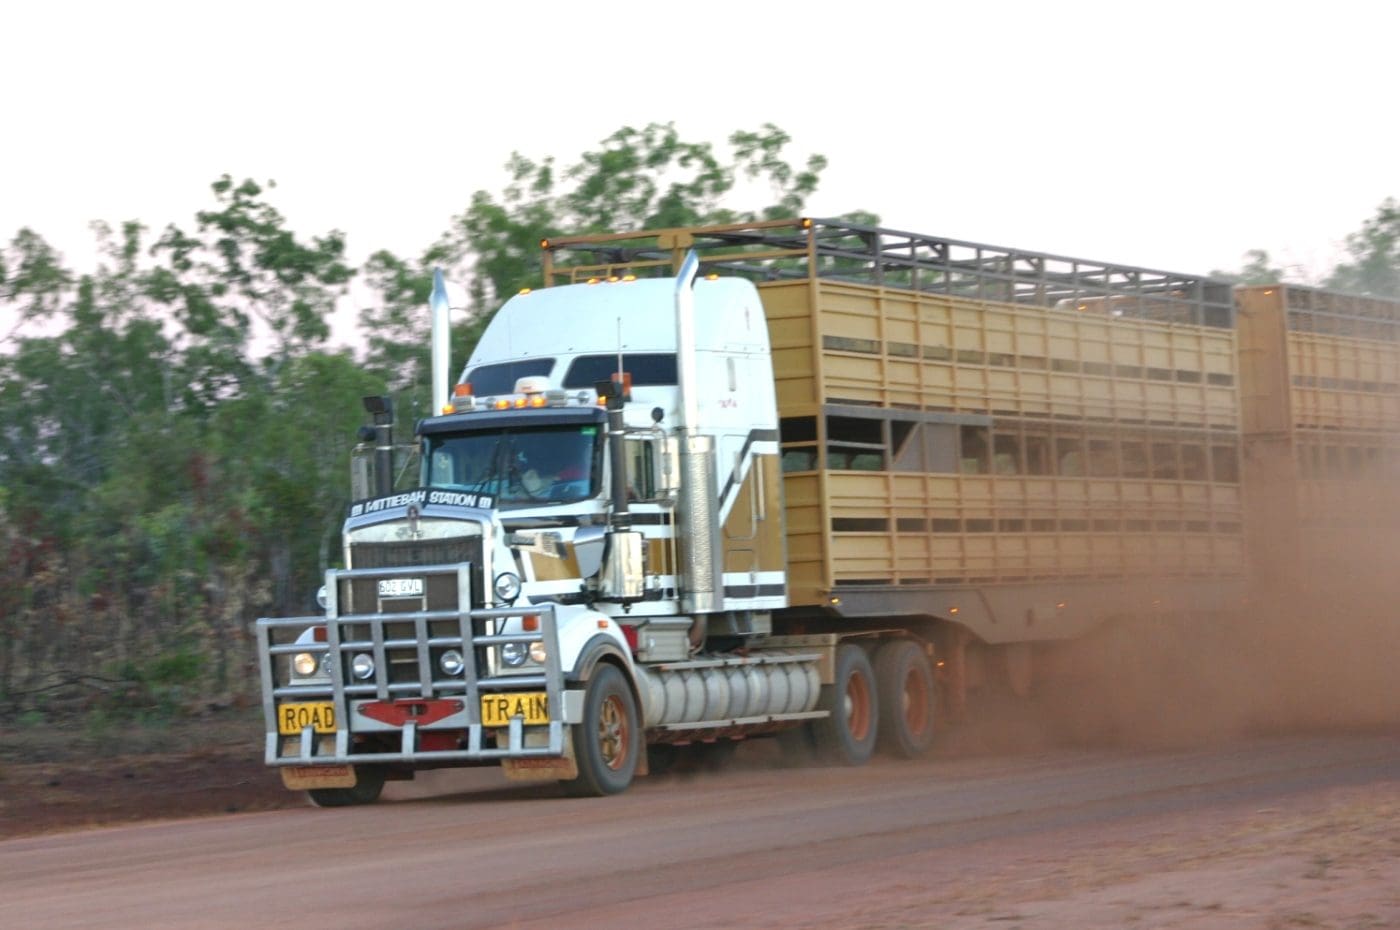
(0, 227, 72, 341)
(1210, 249, 1288, 285)
(425, 122, 830, 315)
(0, 179, 369, 708)
(1326, 197, 1400, 298)
(148, 175, 355, 413)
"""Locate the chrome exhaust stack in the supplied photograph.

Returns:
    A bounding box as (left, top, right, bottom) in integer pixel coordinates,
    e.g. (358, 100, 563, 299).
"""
(674, 252, 723, 615)
(429, 268, 453, 416)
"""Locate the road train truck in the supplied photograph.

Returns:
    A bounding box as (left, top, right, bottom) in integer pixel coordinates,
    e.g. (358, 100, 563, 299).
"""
(257, 219, 1246, 805)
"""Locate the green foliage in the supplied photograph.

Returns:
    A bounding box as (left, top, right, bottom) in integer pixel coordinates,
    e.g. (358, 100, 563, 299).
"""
(1325, 197, 1400, 298)
(431, 122, 830, 314)
(0, 227, 72, 325)
(1211, 249, 1288, 285)
(1227, 199, 1400, 297)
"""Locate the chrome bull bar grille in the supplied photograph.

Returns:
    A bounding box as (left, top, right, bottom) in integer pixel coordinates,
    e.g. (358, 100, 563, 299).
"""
(256, 562, 564, 766)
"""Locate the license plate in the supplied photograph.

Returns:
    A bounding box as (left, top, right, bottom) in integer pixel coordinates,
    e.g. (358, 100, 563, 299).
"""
(480, 692, 550, 726)
(378, 577, 424, 598)
(278, 701, 337, 735)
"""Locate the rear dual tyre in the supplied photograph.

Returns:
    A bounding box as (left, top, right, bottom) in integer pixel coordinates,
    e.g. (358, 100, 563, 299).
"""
(809, 640, 938, 765)
(812, 644, 879, 765)
(874, 639, 938, 758)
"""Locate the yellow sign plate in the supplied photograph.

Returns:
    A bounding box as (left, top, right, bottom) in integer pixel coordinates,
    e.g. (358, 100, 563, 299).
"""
(278, 701, 337, 735)
(480, 692, 549, 726)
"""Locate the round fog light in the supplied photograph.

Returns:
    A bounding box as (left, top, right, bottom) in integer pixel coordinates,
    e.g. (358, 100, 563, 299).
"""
(351, 653, 375, 680)
(293, 652, 318, 676)
(529, 641, 547, 664)
(440, 649, 465, 676)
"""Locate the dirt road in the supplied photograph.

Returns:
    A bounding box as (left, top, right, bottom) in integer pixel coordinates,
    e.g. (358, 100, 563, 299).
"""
(3, 731, 1396, 929)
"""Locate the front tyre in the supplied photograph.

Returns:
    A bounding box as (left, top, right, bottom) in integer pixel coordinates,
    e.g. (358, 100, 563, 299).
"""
(562, 664, 639, 796)
(306, 765, 386, 808)
(812, 643, 878, 766)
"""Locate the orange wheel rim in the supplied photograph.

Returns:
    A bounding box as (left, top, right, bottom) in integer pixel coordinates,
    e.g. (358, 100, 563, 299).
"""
(845, 672, 872, 742)
(599, 695, 630, 770)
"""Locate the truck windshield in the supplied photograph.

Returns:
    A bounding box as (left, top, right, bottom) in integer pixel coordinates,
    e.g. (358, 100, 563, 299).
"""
(422, 424, 601, 509)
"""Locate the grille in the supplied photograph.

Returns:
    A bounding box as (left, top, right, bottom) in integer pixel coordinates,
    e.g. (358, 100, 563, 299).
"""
(350, 536, 482, 568)
(344, 536, 485, 613)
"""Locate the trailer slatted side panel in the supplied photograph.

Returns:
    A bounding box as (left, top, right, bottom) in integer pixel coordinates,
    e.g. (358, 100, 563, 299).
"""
(772, 277, 1245, 607)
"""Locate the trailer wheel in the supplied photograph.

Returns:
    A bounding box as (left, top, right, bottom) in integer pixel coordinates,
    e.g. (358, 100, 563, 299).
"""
(875, 640, 937, 758)
(561, 664, 639, 796)
(812, 644, 878, 766)
(306, 765, 386, 808)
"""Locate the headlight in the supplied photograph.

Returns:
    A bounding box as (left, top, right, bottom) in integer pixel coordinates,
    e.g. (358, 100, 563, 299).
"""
(440, 649, 465, 676)
(493, 572, 522, 604)
(315, 585, 329, 610)
(293, 652, 319, 677)
(351, 653, 376, 680)
(529, 641, 548, 664)
(501, 642, 529, 667)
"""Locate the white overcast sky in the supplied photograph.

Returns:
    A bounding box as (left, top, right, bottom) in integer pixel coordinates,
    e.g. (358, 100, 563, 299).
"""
(2, 0, 1395, 311)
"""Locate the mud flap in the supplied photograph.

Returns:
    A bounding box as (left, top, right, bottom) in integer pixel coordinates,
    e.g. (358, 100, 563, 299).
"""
(281, 765, 356, 790)
(501, 729, 579, 782)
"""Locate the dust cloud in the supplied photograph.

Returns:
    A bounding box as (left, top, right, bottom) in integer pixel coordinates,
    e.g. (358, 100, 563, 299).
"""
(998, 546, 1400, 754)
